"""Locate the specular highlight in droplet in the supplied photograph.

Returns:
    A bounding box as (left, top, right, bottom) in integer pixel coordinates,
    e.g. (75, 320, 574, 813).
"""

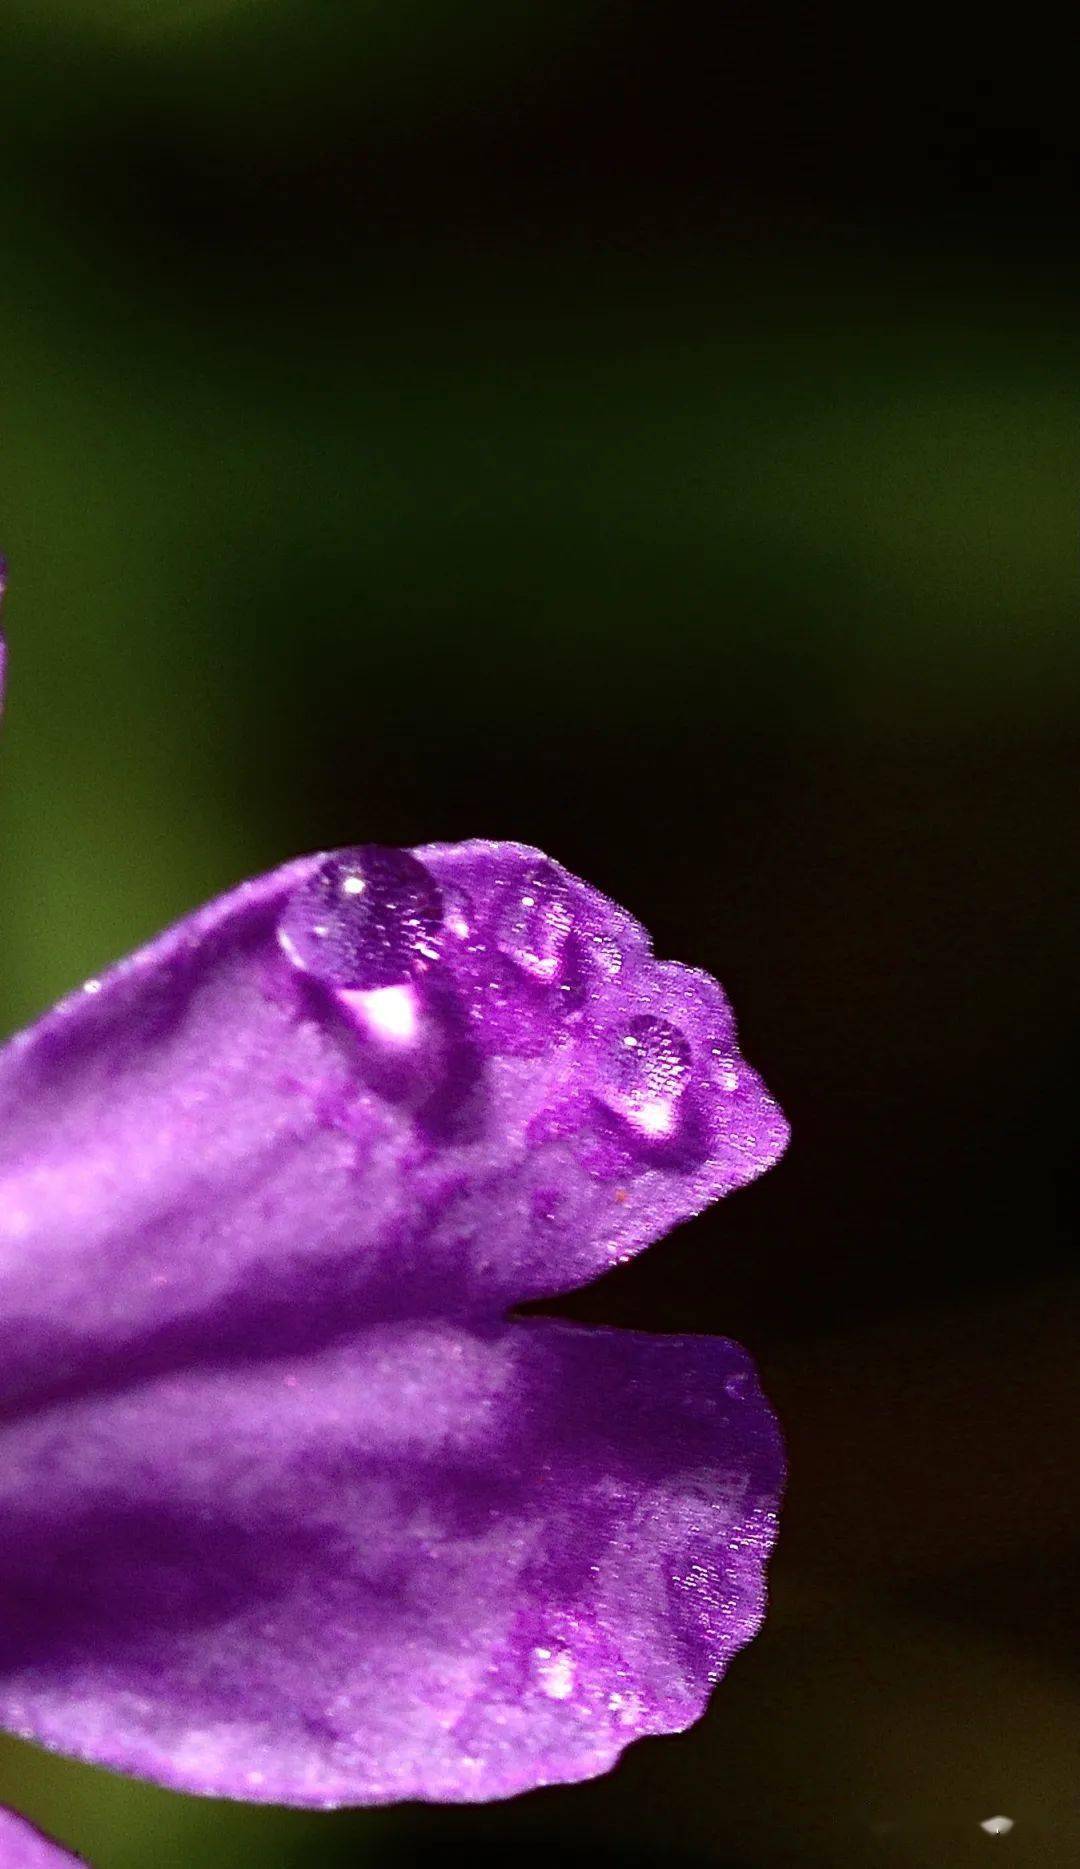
(278, 847, 443, 990)
(497, 862, 573, 982)
(597, 1014, 693, 1138)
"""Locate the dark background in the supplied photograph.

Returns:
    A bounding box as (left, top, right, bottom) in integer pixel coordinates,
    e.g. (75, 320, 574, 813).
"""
(0, 3, 1076, 1864)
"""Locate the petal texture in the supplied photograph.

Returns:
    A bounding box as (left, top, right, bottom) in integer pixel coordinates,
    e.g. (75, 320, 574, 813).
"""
(0, 843, 787, 1413)
(0, 839, 787, 1801)
(0, 1321, 781, 1805)
(0, 1809, 84, 1868)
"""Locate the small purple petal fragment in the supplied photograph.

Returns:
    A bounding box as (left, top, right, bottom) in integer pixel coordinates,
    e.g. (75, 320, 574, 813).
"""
(0, 1323, 781, 1806)
(278, 845, 443, 989)
(0, 1808, 85, 1868)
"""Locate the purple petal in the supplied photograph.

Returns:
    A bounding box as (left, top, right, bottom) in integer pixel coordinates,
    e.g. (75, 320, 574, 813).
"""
(0, 1809, 85, 1868)
(0, 1320, 781, 1805)
(0, 839, 787, 1799)
(0, 844, 787, 1413)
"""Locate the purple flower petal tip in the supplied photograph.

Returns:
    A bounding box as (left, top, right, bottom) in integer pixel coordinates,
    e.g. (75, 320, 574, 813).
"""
(0, 841, 787, 1805)
(0, 1808, 86, 1868)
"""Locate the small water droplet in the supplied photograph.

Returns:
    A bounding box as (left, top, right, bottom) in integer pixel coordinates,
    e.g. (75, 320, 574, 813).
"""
(591, 933, 623, 978)
(278, 846, 443, 990)
(709, 1046, 740, 1090)
(442, 886, 473, 940)
(597, 1014, 693, 1137)
(498, 862, 573, 982)
(533, 1646, 575, 1699)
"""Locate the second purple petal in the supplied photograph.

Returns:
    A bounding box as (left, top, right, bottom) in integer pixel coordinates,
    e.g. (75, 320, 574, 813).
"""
(0, 1320, 782, 1806)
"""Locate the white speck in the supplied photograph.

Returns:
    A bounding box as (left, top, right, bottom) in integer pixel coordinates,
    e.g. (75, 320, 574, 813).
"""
(534, 1646, 575, 1699)
(82, 978, 102, 995)
(980, 1816, 1014, 1837)
(341, 875, 365, 896)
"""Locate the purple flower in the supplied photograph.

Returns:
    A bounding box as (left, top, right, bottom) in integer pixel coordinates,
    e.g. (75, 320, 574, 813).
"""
(0, 1807, 84, 1867)
(0, 612, 788, 1811)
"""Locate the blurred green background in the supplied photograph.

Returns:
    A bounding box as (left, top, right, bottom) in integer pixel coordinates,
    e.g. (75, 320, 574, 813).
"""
(0, 4, 1076, 1865)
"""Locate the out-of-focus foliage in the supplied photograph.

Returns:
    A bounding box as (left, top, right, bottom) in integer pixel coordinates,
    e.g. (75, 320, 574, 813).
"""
(2, 233, 1076, 1024)
(1, 1, 600, 146)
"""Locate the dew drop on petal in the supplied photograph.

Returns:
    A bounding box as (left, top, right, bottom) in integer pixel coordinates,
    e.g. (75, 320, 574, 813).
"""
(590, 932, 623, 979)
(442, 886, 473, 940)
(597, 1014, 693, 1137)
(533, 1645, 576, 1699)
(497, 862, 574, 982)
(278, 846, 443, 990)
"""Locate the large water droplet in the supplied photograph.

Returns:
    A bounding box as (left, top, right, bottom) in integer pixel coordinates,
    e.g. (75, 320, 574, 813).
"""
(597, 1014, 693, 1137)
(278, 846, 443, 990)
(497, 862, 573, 982)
